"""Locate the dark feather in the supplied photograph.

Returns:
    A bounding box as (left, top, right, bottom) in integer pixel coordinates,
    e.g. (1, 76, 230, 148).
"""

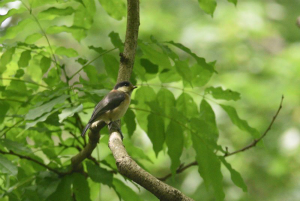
(81, 123, 91, 137)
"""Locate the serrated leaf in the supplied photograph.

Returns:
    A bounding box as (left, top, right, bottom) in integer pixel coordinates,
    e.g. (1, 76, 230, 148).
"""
(98, 0, 126, 20)
(0, 18, 33, 43)
(0, 155, 18, 175)
(73, 173, 91, 201)
(55, 47, 78, 58)
(40, 56, 52, 74)
(220, 104, 260, 138)
(206, 87, 240, 101)
(88, 46, 106, 54)
(176, 93, 198, 119)
(18, 50, 31, 67)
(47, 175, 72, 201)
(166, 121, 183, 175)
(59, 104, 83, 123)
(25, 33, 43, 44)
(123, 109, 136, 138)
(113, 178, 143, 201)
(47, 26, 86, 41)
(0, 139, 32, 154)
(219, 157, 247, 192)
(192, 134, 225, 201)
(103, 54, 119, 81)
(140, 58, 158, 74)
(25, 95, 69, 120)
(228, 0, 237, 6)
(38, 7, 75, 20)
(198, 0, 217, 16)
(109, 31, 123, 52)
(167, 41, 215, 72)
(0, 101, 9, 124)
(147, 113, 165, 156)
(86, 161, 113, 186)
(0, 8, 26, 26)
(0, 47, 15, 73)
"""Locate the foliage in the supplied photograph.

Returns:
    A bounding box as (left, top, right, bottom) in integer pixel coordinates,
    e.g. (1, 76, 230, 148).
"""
(0, 0, 294, 200)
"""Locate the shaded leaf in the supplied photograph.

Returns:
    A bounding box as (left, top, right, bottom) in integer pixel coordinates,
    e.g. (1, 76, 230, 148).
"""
(228, 0, 238, 6)
(55, 47, 78, 58)
(86, 161, 113, 186)
(199, 99, 219, 140)
(159, 68, 181, 83)
(103, 54, 119, 81)
(166, 121, 184, 175)
(192, 134, 225, 201)
(47, 175, 72, 201)
(123, 109, 136, 138)
(176, 93, 198, 119)
(0, 101, 9, 124)
(0, 139, 32, 154)
(98, 0, 126, 20)
(47, 26, 86, 41)
(147, 113, 165, 156)
(123, 139, 152, 163)
(38, 7, 75, 20)
(59, 104, 83, 123)
(0, 155, 18, 175)
(191, 63, 213, 87)
(198, 0, 217, 16)
(140, 58, 158, 74)
(113, 178, 143, 201)
(0, 47, 15, 73)
(18, 50, 31, 67)
(40, 56, 52, 74)
(109, 31, 123, 52)
(73, 173, 91, 201)
(36, 172, 60, 200)
(220, 104, 260, 138)
(15, 69, 24, 78)
(88, 46, 106, 54)
(206, 86, 240, 101)
(219, 157, 247, 192)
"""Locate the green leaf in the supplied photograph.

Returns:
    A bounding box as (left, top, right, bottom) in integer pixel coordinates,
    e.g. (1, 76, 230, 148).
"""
(88, 46, 106, 54)
(206, 87, 240, 101)
(190, 63, 213, 87)
(47, 175, 72, 201)
(123, 109, 136, 138)
(74, 0, 96, 29)
(0, 139, 32, 154)
(175, 60, 193, 85)
(199, 99, 219, 140)
(40, 56, 52, 74)
(0, 18, 33, 43)
(25, 33, 43, 44)
(0, 47, 15, 73)
(0, 155, 18, 175)
(73, 173, 91, 201)
(36, 172, 60, 200)
(228, 0, 238, 6)
(176, 93, 198, 119)
(123, 139, 152, 163)
(198, 0, 217, 16)
(147, 113, 165, 156)
(58, 104, 83, 123)
(220, 104, 260, 138)
(38, 7, 75, 20)
(166, 121, 184, 175)
(43, 67, 60, 87)
(86, 161, 113, 186)
(219, 157, 247, 192)
(109, 31, 124, 52)
(47, 26, 86, 41)
(167, 41, 215, 72)
(25, 95, 69, 120)
(140, 59, 158, 74)
(18, 50, 31, 67)
(192, 134, 225, 201)
(98, 0, 126, 20)
(113, 178, 142, 201)
(159, 68, 181, 83)
(103, 54, 119, 81)
(55, 47, 78, 58)
(15, 69, 24, 78)
(157, 88, 176, 117)
(0, 101, 9, 124)
(0, 8, 26, 26)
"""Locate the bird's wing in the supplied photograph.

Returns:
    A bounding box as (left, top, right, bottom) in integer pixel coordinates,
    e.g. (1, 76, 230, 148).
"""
(88, 90, 126, 123)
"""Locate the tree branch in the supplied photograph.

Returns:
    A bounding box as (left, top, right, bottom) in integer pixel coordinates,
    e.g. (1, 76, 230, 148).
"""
(159, 95, 284, 181)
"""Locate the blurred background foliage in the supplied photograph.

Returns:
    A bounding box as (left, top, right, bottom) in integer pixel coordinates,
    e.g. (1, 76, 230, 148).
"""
(0, 0, 299, 200)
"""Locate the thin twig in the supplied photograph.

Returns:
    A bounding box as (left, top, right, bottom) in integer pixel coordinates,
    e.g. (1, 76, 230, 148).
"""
(0, 150, 62, 176)
(159, 95, 284, 181)
(0, 78, 50, 89)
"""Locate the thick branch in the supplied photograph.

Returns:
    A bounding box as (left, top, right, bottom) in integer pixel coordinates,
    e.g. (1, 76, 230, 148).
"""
(108, 125, 194, 201)
(160, 95, 284, 181)
(117, 0, 140, 82)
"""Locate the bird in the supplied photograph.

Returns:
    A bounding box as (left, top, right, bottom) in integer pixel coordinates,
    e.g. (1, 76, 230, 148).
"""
(81, 81, 137, 137)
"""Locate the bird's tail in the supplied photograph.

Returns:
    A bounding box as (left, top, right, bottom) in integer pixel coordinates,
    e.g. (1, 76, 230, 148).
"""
(81, 123, 91, 137)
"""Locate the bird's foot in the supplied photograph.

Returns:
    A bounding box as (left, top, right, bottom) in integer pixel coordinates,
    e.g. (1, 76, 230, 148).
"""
(108, 121, 124, 140)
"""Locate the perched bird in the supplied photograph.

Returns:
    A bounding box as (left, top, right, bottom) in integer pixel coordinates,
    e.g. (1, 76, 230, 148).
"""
(81, 81, 137, 137)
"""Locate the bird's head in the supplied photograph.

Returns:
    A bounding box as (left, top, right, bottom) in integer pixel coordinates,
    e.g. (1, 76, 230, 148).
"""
(114, 81, 137, 94)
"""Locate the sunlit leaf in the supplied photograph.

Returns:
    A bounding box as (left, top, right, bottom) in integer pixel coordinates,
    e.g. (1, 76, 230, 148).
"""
(73, 173, 91, 201)
(220, 104, 260, 138)
(38, 7, 75, 20)
(0, 8, 26, 26)
(55, 47, 78, 58)
(175, 60, 193, 85)
(198, 0, 217, 16)
(47, 26, 86, 41)
(0, 47, 15, 73)
(0, 155, 18, 175)
(25, 33, 43, 44)
(219, 157, 247, 192)
(59, 104, 83, 123)
(166, 121, 184, 175)
(73, 0, 96, 29)
(206, 86, 240, 101)
(98, 0, 126, 20)
(159, 68, 181, 83)
(113, 178, 143, 201)
(40, 56, 52, 74)
(18, 50, 31, 67)
(228, 0, 238, 6)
